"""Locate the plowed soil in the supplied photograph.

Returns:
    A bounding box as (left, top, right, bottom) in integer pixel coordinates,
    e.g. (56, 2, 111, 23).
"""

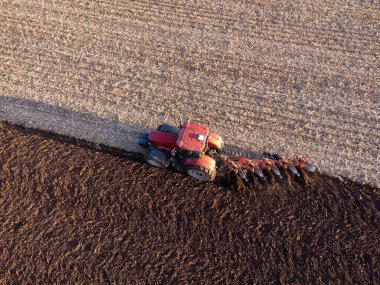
(0, 125, 379, 284)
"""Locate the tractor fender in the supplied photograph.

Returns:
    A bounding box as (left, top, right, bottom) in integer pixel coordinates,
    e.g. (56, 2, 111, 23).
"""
(138, 133, 150, 148)
(184, 155, 216, 170)
(147, 131, 177, 150)
(208, 132, 224, 150)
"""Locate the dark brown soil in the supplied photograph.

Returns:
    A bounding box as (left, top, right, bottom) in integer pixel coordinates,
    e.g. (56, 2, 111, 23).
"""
(0, 125, 379, 284)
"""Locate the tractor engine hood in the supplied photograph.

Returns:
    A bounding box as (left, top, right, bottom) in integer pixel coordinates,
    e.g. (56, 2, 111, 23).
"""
(176, 122, 209, 153)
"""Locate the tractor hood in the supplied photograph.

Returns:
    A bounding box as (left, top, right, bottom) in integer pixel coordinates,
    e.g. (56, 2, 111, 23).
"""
(176, 122, 209, 153)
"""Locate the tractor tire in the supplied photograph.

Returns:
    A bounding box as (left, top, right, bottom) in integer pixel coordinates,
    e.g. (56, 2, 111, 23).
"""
(157, 124, 180, 136)
(185, 165, 216, 182)
(144, 149, 170, 168)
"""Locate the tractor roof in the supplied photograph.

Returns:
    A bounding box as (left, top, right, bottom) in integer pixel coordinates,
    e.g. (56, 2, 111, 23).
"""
(176, 122, 209, 152)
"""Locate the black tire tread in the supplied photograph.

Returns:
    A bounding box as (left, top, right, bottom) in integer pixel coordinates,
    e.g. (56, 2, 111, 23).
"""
(185, 165, 216, 182)
(144, 149, 169, 168)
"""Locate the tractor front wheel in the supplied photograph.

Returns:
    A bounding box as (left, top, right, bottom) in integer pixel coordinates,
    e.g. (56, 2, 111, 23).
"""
(185, 165, 216, 182)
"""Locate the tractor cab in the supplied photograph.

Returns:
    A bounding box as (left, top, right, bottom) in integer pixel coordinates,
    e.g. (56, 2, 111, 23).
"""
(170, 122, 210, 170)
(176, 122, 209, 154)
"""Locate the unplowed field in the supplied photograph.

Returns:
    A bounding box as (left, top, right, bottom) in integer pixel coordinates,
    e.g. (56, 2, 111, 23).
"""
(1, 0, 379, 187)
(0, 125, 379, 283)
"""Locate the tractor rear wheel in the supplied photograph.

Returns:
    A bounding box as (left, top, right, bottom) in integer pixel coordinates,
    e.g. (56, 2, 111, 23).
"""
(185, 165, 216, 182)
(157, 124, 180, 136)
(144, 149, 170, 168)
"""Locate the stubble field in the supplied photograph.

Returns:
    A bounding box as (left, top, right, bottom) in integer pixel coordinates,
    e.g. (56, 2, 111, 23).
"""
(1, 0, 379, 187)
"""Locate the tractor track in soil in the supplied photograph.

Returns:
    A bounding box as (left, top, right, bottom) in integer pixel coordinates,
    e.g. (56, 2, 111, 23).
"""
(0, 125, 379, 284)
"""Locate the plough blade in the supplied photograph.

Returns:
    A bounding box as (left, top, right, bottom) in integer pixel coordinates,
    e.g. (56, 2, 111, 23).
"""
(220, 154, 316, 189)
(305, 162, 316, 173)
(287, 163, 300, 177)
(270, 165, 283, 179)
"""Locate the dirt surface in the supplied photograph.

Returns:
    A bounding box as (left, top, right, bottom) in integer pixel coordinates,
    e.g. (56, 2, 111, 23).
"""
(1, 0, 379, 187)
(1, 126, 379, 284)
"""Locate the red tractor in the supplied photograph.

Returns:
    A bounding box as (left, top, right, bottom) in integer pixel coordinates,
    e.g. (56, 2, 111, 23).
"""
(139, 121, 224, 182)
